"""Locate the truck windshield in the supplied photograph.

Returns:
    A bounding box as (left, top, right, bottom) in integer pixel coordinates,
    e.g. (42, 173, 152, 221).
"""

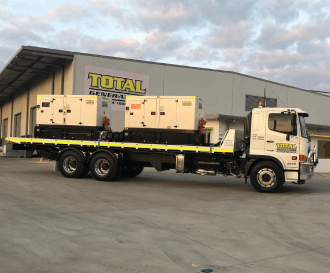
(299, 115, 308, 138)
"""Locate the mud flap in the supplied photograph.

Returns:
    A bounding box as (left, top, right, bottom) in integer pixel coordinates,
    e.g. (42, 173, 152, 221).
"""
(54, 160, 59, 172)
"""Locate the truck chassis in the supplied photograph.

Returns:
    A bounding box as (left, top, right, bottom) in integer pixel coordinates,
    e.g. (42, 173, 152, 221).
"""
(6, 136, 316, 193)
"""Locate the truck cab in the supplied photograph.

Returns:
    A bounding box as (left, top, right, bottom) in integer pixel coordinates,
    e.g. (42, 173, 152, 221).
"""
(244, 106, 317, 190)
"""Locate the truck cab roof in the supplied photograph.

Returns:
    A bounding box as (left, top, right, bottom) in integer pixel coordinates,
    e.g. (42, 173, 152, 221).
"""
(252, 107, 309, 117)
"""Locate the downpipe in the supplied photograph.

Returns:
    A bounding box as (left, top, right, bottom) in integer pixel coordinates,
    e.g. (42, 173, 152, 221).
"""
(195, 169, 216, 176)
(195, 169, 242, 178)
(230, 170, 242, 178)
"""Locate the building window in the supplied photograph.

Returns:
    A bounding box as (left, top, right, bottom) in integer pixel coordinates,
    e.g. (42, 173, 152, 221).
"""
(245, 95, 277, 111)
(317, 140, 330, 159)
(14, 113, 21, 137)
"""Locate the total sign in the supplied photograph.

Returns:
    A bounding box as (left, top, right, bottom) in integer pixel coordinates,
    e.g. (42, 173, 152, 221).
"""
(85, 65, 149, 111)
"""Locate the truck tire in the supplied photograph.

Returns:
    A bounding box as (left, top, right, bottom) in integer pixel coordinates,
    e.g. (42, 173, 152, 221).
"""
(250, 161, 284, 193)
(58, 150, 86, 178)
(121, 162, 144, 178)
(78, 163, 90, 178)
(89, 152, 118, 181)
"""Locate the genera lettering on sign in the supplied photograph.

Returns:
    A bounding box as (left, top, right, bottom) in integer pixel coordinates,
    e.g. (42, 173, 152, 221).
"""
(84, 65, 149, 110)
(276, 143, 297, 153)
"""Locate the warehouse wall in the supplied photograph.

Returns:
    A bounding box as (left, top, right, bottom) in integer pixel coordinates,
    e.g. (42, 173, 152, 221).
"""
(308, 128, 330, 173)
(74, 55, 235, 115)
(73, 54, 329, 127)
(163, 66, 233, 115)
(73, 55, 164, 97)
(1, 101, 12, 139)
(64, 60, 74, 95)
(288, 87, 330, 126)
(0, 60, 74, 138)
(205, 120, 219, 144)
(12, 92, 28, 137)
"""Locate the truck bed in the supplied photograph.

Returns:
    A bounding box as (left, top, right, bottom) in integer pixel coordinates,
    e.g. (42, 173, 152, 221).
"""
(5, 137, 234, 154)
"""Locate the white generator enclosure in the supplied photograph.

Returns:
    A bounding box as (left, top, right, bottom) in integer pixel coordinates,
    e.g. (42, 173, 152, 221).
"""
(125, 96, 204, 131)
(37, 95, 115, 128)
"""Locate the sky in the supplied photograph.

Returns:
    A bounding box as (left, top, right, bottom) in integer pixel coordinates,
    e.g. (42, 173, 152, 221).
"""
(0, 0, 329, 92)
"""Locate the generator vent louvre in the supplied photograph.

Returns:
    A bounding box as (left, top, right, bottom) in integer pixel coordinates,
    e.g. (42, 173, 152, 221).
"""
(245, 95, 277, 111)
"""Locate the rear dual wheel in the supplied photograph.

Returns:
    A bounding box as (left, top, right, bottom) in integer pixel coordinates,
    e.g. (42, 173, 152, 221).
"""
(89, 152, 118, 181)
(58, 150, 89, 178)
(59, 150, 143, 181)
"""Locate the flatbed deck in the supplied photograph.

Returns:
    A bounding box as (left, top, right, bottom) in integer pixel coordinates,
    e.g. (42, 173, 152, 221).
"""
(5, 137, 234, 154)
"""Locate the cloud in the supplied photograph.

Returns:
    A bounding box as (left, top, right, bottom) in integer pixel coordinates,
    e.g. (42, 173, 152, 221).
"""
(47, 3, 87, 20)
(176, 45, 221, 64)
(208, 22, 253, 48)
(218, 62, 244, 73)
(0, 8, 54, 32)
(261, 0, 330, 23)
(0, 45, 18, 70)
(93, 0, 260, 32)
(257, 18, 330, 50)
(44, 28, 140, 56)
(248, 66, 330, 91)
(0, 27, 45, 47)
(0, 0, 330, 93)
(93, 0, 202, 32)
(244, 50, 307, 69)
(125, 30, 190, 61)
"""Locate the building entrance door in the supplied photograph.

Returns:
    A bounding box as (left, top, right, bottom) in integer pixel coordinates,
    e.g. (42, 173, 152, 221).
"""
(14, 113, 21, 137)
(30, 107, 37, 137)
(2, 118, 8, 144)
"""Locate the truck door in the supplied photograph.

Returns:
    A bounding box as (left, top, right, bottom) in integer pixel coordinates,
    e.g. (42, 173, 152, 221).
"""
(127, 99, 145, 128)
(52, 97, 64, 124)
(265, 111, 299, 170)
(38, 98, 53, 125)
(158, 98, 177, 129)
(143, 98, 157, 128)
(65, 97, 82, 125)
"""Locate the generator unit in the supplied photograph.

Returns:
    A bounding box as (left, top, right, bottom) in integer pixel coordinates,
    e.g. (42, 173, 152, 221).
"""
(124, 96, 206, 145)
(35, 95, 124, 140)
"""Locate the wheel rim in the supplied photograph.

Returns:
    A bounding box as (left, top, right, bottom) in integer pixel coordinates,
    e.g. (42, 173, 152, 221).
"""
(257, 168, 276, 188)
(63, 156, 77, 174)
(94, 159, 110, 177)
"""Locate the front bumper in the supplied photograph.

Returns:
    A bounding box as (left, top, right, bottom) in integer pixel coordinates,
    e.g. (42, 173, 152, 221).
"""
(300, 162, 314, 181)
(300, 147, 318, 181)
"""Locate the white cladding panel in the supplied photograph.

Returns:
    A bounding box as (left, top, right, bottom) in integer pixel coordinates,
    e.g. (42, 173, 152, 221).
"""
(65, 96, 83, 126)
(158, 98, 178, 129)
(37, 95, 64, 125)
(125, 96, 204, 130)
(36, 95, 113, 127)
(144, 97, 157, 128)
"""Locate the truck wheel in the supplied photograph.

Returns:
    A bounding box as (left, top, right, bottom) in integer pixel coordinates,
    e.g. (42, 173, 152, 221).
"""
(78, 163, 90, 178)
(250, 161, 284, 193)
(58, 150, 85, 178)
(121, 162, 144, 178)
(89, 153, 118, 181)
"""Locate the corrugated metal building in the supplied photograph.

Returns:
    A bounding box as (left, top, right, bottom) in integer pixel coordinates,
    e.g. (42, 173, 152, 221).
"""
(0, 46, 329, 172)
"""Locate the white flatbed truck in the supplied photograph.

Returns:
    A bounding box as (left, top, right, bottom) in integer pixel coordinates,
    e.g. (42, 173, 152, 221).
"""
(5, 100, 318, 193)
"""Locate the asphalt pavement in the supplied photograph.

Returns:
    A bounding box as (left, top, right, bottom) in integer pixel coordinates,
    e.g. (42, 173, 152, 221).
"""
(0, 157, 330, 273)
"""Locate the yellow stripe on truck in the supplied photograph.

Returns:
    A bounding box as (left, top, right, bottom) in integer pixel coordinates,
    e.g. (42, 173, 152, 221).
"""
(5, 138, 233, 153)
